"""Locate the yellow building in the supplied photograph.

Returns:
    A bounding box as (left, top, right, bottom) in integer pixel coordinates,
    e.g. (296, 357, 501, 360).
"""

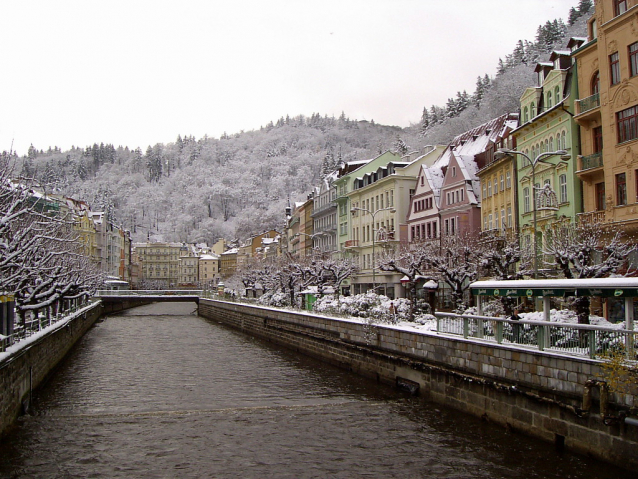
(199, 254, 220, 288)
(573, 0, 638, 233)
(220, 248, 238, 278)
(347, 147, 444, 296)
(134, 242, 182, 288)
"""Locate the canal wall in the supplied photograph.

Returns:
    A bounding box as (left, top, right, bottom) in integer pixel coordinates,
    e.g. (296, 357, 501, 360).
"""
(0, 298, 153, 437)
(199, 299, 638, 470)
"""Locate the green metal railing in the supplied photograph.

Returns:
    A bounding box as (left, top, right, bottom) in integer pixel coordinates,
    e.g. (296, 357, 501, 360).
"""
(435, 312, 636, 360)
(577, 93, 600, 115)
(579, 152, 603, 171)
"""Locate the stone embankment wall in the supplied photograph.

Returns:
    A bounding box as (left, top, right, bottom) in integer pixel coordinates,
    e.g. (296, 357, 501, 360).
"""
(199, 299, 638, 471)
(0, 298, 153, 437)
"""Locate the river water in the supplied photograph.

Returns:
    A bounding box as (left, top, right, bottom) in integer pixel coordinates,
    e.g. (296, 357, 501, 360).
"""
(0, 302, 634, 478)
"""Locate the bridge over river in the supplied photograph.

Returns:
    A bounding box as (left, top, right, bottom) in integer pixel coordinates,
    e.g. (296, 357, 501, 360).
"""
(0, 301, 634, 478)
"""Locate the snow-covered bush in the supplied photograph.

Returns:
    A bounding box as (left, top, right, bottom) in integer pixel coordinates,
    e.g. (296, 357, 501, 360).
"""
(258, 291, 290, 308)
(313, 292, 413, 324)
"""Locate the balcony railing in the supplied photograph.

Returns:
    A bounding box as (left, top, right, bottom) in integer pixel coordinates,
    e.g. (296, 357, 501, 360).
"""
(577, 210, 606, 225)
(577, 93, 600, 115)
(344, 240, 359, 248)
(578, 152, 603, 171)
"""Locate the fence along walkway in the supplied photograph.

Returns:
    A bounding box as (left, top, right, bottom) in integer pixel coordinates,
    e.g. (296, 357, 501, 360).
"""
(435, 312, 637, 360)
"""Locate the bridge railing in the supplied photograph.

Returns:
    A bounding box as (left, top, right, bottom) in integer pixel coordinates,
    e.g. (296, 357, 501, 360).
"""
(435, 312, 637, 360)
(94, 290, 203, 297)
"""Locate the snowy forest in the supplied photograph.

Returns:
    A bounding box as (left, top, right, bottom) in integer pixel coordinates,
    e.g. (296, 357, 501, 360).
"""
(6, 3, 591, 245)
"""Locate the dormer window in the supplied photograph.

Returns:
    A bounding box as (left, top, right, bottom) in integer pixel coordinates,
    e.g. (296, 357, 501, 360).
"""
(523, 106, 529, 123)
(547, 91, 553, 109)
(531, 102, 536, 117)
(555, 86, 561, 103)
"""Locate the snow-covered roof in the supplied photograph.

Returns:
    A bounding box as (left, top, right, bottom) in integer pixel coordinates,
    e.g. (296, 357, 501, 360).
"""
(199, 254, 219, 260)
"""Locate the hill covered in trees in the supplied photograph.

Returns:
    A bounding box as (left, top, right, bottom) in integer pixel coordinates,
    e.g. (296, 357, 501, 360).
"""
(9, 3, 590, 244)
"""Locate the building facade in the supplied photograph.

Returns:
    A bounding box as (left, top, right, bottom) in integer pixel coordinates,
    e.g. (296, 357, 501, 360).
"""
(573, 0, 638, 234)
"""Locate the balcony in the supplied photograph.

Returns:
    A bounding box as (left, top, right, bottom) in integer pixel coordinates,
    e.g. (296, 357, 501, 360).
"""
(577, 210, 606, 225)
(577, 93, 600, 114)
(575, 93, 601, 123)
(577, 153, 604, 178)
(344, 240, 359, 248)
(311, 201, 337, 217)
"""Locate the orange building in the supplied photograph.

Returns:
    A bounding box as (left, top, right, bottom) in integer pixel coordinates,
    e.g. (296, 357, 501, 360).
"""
(573, 0, 638, 233)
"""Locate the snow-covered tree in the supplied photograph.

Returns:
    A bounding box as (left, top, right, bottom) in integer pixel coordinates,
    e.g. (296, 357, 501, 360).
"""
(543, 222, 636, 324)
(0, 155, 103, 322)
(420, 234, 485, 312)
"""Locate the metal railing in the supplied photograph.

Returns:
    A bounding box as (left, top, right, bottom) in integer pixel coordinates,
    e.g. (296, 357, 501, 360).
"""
(1, 298, 95, 353)
(578, 152, 603, 171)
(94, 290, 203, 297)
(435, 312, 637, 360)
(577, 93, 600, 115)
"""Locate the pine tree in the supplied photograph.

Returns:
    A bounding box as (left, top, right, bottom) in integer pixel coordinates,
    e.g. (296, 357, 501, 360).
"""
(419, 107, 430, 135)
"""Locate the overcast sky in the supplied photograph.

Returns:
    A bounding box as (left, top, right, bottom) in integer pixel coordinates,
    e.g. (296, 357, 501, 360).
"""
(0, 0, 579, 155)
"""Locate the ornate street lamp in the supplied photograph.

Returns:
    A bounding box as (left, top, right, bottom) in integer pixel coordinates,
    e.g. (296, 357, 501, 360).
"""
(495, 148, 569, 278)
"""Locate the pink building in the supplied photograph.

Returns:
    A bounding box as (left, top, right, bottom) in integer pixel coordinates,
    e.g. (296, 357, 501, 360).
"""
(407, 113, 518, 240)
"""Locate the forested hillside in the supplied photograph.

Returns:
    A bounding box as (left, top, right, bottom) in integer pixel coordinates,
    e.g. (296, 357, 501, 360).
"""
(11, 3, 590, 244)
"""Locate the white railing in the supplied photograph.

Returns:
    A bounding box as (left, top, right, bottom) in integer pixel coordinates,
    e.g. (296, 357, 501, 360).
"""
(94, 290, 203, 297)
(435, 312, 636, 360)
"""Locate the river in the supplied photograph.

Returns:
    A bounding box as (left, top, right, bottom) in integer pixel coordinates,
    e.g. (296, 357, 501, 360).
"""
(0, 302, 633, 478)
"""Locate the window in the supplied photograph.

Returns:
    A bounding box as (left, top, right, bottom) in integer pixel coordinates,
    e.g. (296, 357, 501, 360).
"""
(591, 71, 600, 95)
(507, 207, 512, 227)
(559, 174, 567, 203)
(555, 86, 561, 103)
(547, 91, 553, 109)
(523, 187, 530, 213)
(452, 166, 457, 177)
(531, 102, 536, 117)
(549, 136, 554, 152)
(615, 0, 628, 16)
(501, 209, 506, 229)
(493, 177, 498, 194)
(488, 214, 493, 230)
(617, 173, 627, 206)
(523, 106, 529, 122)
(561, 131, 567, 150)
(630, 43, 638, 77)
(617, 106, 638, 143)
(593, 126, 603, 153)
(610, 52, 620, 85)
(500, 174, 504, 191)
(488, 181, 492, 197)
(506, 171, 511, 188)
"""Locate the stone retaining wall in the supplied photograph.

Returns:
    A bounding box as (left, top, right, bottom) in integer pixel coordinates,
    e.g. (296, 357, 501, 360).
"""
(199, 299, 638, 471)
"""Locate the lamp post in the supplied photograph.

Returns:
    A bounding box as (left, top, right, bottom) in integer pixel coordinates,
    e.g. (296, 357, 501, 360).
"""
(495, 148, 569, 278)
(350, 206, 396, 292)
(293, 231, 328, 257)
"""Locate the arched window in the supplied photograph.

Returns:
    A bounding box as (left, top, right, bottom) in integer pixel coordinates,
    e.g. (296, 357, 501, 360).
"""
(561, 131, 567, 150)
(524, 106, 529, 123)
(549, 136, 554, 151)
(531, 102, 536, 117)
(544, 139, 549, 153)
(591, 71, 600, 95)
(555, 86, 561, 103)
(547, 91, 553, 108)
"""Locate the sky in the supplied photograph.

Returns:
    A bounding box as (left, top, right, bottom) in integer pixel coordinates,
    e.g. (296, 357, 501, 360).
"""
(0, 0, 579, 156)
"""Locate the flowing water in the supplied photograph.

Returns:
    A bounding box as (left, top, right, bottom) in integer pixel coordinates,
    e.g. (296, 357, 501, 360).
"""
(0, 302, 634, 478)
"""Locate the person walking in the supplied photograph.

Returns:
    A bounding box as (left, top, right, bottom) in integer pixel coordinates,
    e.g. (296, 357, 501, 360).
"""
(510, 308, 521, 343)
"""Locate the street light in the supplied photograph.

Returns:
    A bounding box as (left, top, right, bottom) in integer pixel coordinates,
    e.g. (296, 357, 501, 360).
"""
(293, 231, 328, 257)
(495, 148, 569, 278)
(350, 206, 396, 292)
